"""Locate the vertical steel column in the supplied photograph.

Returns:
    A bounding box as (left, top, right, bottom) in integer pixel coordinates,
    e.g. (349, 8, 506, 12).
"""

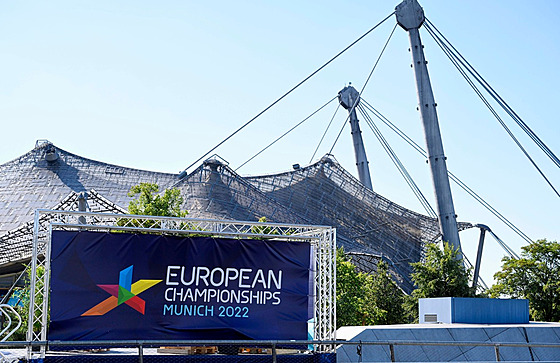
(27, 210, 40, 360)
(396, 0, 461, 253)
(338, 86, 373, 190)
(472, 224, 489, 289)
(78, 192, 88, 225)
(314, 227, 336, 352)
(331, 228, 336, 342)
(272, 343, 277, 363)
(315, 236, 322, 346)
(40, 224, 53, 354)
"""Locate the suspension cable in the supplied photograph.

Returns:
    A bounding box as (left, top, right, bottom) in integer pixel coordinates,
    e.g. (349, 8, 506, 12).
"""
(179, 12, 396, 175)
(235, 96, 337, 171)
(310, 103, 341, 163)
(447, 172, 532, 244)
(328, 23, 398, 155)
(358, 104, 437, 218)
(328, 114, 349, 155)
(361, 24, 398, 104)
(426, 18, 560, 170)
(361, 99, 533, 244)
(425, 27, 560, 200)
(362, 100, 425, 155)
(488, 230, 520, 259)
(424, 21, 559, 198)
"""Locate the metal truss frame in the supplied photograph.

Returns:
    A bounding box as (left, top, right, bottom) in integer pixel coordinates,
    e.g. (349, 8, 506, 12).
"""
(0, 189, 127, 266)
(28, 209, 336, 357)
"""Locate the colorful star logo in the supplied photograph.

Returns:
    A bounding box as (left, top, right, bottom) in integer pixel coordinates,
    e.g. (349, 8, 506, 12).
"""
(82, 265, 161, 316)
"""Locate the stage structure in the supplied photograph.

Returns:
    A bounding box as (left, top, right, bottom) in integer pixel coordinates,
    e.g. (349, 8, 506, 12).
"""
(27, 209, 336, 358)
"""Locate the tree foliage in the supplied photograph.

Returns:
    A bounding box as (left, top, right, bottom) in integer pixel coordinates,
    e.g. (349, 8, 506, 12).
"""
(10, 266, 46, 341)
(127, 183, 187, 218)
(336, 248, 406, 327)
(250, 217, 279, 237)
(119, 183, 188, 228)
(405, 242, 475, 321)
(336, 248, 374, 327)
(411, 242, 474, 298)
(489, 239, 560, 322)
(367, 259, 406, 325)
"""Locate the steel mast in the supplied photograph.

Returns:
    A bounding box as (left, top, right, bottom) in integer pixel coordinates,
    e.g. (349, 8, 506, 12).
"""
(396, 0, 461, 253)
(338, 85, 374, 190)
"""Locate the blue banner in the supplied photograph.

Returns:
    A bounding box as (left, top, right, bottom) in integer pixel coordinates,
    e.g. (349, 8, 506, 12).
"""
(49, 231, 312, 341)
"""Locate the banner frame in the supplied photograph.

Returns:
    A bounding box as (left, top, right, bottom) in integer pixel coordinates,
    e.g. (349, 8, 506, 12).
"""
(28, 209, 336, 358)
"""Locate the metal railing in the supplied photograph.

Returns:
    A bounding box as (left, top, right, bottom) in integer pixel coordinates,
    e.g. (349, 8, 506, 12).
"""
(0, 305, 21, 342)
(337, 339, 560, 362)
(1, 339, 560, 362)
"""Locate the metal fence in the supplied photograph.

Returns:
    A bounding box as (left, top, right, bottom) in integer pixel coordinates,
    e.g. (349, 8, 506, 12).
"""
(336, 339, 560, 362)
(2, 339, 560, 362)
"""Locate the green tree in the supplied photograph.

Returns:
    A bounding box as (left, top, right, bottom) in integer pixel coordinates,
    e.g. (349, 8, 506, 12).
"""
(127, 183, 187, 217)
(119, 183, 188, 229)
(405, 242, 475, 321)
(336, 248, 375, 327)
(489, 239, 560, 322)
(10, 266, 46, 341)
(336, 248, 406, 327)
(250, 217, 278, 236)
(367, 260, 406, 325)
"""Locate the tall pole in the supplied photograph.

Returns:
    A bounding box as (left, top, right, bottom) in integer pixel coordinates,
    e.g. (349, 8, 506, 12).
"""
(472, 224, 489, 289)
(396, 0, 461, 253)
(338, 85, 373, 190)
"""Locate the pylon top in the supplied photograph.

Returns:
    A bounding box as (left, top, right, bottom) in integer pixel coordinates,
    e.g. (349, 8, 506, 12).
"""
(395, 0, 425, 31)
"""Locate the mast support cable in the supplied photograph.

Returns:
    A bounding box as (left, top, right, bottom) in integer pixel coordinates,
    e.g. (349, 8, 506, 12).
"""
(179, 12, 396, 177)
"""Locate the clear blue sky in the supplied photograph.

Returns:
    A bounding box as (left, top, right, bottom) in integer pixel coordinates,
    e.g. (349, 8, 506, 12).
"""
(1, 1, 558, 284)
